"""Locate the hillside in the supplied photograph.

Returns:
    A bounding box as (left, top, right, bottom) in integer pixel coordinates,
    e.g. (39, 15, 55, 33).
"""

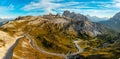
(0, 11, 120, 59)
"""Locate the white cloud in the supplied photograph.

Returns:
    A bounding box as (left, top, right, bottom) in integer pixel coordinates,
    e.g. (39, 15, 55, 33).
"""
(115, 3, 120, 7)
(22, 0, 120, 18)
(114, 0, 120, 2)
(22, 0, 80, 14)
(22, 0, 62, 14)
(22, 0, 114, 12)
(113, 0, 120, 8)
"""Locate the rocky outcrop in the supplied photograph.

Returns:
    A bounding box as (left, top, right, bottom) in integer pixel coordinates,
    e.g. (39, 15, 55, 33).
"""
(62, 10, 107, 37)
(63, 10, 88, 21)
(92, 22, 106, 36)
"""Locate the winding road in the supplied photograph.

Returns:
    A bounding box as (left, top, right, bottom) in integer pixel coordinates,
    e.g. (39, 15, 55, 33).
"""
(24, 33, 66, 57)
(2, 33, 83, 59)
(71, 41, 83, 55)
(3, 36, 24, 59)
(65, 41, 83, 59)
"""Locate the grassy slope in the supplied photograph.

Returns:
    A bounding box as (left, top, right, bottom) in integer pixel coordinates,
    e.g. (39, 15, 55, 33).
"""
(12, 37, 64, 59)
(77, 33, 120, 59)
(0, 16, 78, 55)
(24, 24, 77, 54)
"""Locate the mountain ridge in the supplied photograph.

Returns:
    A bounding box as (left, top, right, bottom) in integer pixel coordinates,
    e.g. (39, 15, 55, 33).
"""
(99, 11, 120, 32)
(86, 15, 108, 22)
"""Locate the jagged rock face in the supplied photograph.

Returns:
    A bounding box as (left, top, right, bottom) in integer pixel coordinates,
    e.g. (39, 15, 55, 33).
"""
(92, 22, 106, 36)
(69, 20, 106, 37)
(63, 10, 88, 21)
(62, 10, 106, 37)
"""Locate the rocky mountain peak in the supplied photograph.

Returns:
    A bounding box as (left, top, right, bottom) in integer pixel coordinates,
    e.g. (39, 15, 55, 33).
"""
(62, 10, 88, 21)
(62, 10, 107, 37)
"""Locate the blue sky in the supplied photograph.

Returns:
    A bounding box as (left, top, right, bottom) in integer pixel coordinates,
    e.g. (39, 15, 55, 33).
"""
(0, 0, 120, 18)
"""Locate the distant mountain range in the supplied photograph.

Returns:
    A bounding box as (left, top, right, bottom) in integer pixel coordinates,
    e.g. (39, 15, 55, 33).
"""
(86, 15, 108, 22)
(0, 18, 14, 26)
(85, 12, 120, 32)
(99, 12, 120, 32)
